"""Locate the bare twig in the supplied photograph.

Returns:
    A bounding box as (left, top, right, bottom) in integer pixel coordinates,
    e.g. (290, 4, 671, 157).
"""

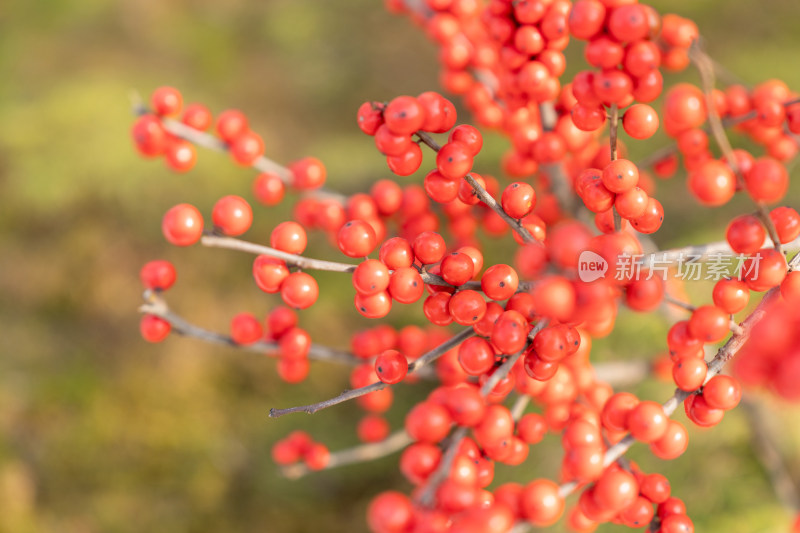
(661, 293, 743, 334)
(202, 233, 466, 289)
(636, 236, 800, 269)
(510, 395, 530, 420)
(269, 328, 474, 418)
(741, 396, 800, 513)
(131, 96, 347, 202)
(559, 251, 799, 498)
(688, 41, 783, 254)
(139, 291, 359, 365)
(281, 430, 413, 479)
(608, 104, 623, 232)
(414, 131, 538, 244)
(417, 320, 548, 507)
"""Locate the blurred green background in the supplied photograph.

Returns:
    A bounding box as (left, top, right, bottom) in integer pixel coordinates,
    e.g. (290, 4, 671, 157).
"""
(1, 0, 799, 532)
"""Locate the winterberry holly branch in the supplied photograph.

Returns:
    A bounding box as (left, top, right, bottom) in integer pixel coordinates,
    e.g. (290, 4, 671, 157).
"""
(268, 328, 475, 418)
(139, 290, 360, 366)
(558, 250, 800, 501)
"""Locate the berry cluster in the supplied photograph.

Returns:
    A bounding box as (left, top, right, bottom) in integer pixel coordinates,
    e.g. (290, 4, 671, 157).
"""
(130, 0, 800, 532)
(272, 430, 331, 472)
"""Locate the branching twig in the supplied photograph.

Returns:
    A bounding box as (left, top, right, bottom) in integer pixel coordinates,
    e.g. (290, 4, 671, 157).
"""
(688, 41, 784, 254)
(414, 131, 538, 244)
(559, 251, 799, 499)
(280, 430, 413, 479)
(417, 320, 548, 507)
(202, 233, 467, 289)
(269, 328, 474, 418)
(741, 396, 800, 513)
(139, 291, 359, 365)
(608, 104, 623, 232)
(130, 96, 347, 202)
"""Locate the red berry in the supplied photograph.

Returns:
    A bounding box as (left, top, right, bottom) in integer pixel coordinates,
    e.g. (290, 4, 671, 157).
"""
(289, 157, 327, 190)
(770, 206, 800, 243)
(353, 259, 391, 296)
(140, 314, 171, 342)
(405, 401, 452, 443)
(304, 442, 330, 471)
(375, 349, 409, 384)
(253, 172, 285, 206)
(355, 290, 392, 319)
(712, 278, 749, 314)
(266, 307, 297, 339)
(216, 109, 248, 142)
(448, 289, 487, 325)
(441, 252, 475, 286)
(413, 231, 447, 265)
(388, 267, 425, 304)
(727, 215, 766, 254)
(702, 374, 742, 410)
(181, 103, 212, 131)
(253, 255, 289, 293)
(164, 140, 197, 172)
(744, 157, 789, 203)
(212, 195, 253, 236)
(279, 327, 311, 359)
(622, 104, 659, 140)
(280, 272, 319, 309)
(367, 492, 414, 533)
(162, 203, 203, 246)
(520, 479, 564, 526)
(357, 101, 384, 136)
(384, 96, 426, 136)
(602, 159, 639, 194)
(338, 220, 377, 258)
(131, 115, 168, 157)
(230, 312, 263, 344)
(672, 356, 708, 391)
(627, 400, 668, 443)
(271, 221, 308, 255)
(688, 305, 730, 343)
(437, 141, 473, 180)
(140, 260, 177, 291)
(501, 182, 537, 219)
(740, 248, 787, 291)
(230, 130, 264, 166)
(448, 124, 483, 156)
(481, 264, 519, 301)
(151, 86, 183, 116)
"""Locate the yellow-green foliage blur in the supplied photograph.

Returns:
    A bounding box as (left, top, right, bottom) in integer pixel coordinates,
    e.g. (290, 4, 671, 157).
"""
(1, 1, 799, 532)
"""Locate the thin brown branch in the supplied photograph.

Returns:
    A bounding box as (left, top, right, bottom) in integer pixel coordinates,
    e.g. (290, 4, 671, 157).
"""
(417, 320, 548, 507)
(201, 233, 461, 289)
(688, 42, 783, 254)
(269, 328, 474, 418)
(661, 293, 743, 334)
(636, 236, 800, 269)
(510, 395, 530, 421)
(408, 328, 475, 372)
(131, 97, 347, 202)
(560, 251, 799, 498)
(203, 234, 357, 273)
(661, 293, 697, 312)
(415, 131, 538, 244)
(609, 104, 620, 162)
(741, 396, 800, 513)
(608, 104, 623, 232)
(138, 291, 359, 365)
(280, 430, 413, 479)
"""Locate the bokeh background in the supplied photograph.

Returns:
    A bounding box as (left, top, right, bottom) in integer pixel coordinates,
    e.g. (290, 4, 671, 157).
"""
(1, 0, 800, 532)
